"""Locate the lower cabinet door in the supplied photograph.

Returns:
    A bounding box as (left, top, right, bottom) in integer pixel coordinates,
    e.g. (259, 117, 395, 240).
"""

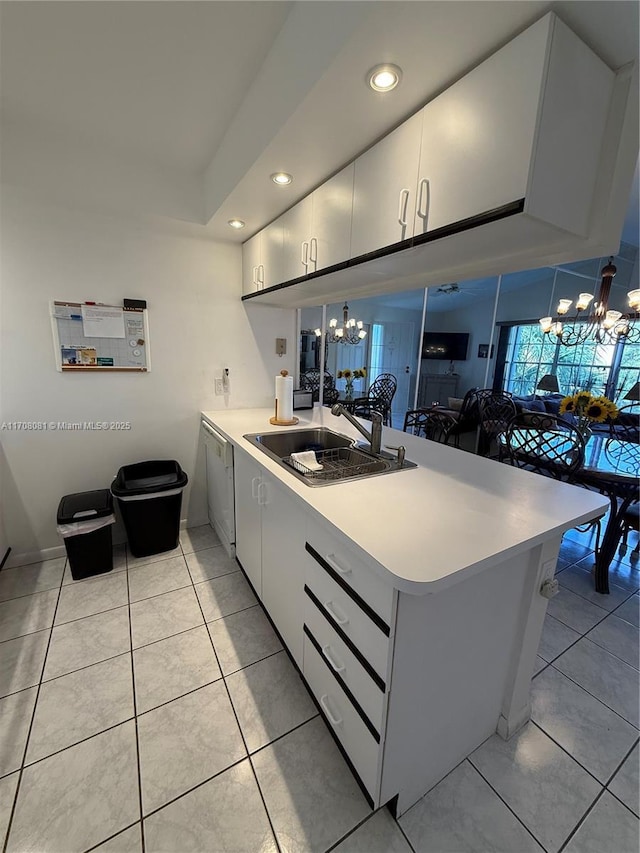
(233, 449, 262, 596)
(303, 631, 381, 800)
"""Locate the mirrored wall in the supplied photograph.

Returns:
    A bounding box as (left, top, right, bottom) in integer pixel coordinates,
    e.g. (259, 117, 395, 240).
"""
(299, 241, 639, 424)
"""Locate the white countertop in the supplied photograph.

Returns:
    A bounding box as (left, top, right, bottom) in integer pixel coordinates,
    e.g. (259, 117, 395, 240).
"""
(201, 406, 608, 594)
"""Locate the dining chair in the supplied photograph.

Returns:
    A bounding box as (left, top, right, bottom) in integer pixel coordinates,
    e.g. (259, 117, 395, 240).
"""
(300, 369, 339, 404)
(609, 404, 639, 442)
(403, 409, 458, 445)
(353, 373, 397, 427)
(503, 415, 586, 479)
(477, 391, 517, 457)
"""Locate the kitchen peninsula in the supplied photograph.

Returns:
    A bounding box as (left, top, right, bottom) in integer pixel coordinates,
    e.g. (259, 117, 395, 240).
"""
(201, 406, 607, 816)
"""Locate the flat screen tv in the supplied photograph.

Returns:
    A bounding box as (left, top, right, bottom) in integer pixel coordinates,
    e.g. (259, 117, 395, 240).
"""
(421, 331, 469, 361)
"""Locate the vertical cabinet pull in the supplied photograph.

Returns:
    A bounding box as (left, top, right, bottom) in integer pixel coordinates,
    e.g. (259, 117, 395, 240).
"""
(319, 694, 342, 726)
(257, 264, 265, 289)
(257, 482, 267, 506)
(301, 241, 309, 272)
(417, 178, 430, 225)
(322, 645, 346, 673)
(324, 600, 349, 626)
(252, 266, 259, 289)
(309, 237, 318, 268)
(251, 477, 261, 500)
(397, 188, 410, 228)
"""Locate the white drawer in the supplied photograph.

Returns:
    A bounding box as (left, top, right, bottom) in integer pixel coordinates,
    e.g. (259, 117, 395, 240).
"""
(305, 523, 394, 628)
(303, 633, 381, 799)
(305, 554, 391, 681)
(304, 600, 387, 734)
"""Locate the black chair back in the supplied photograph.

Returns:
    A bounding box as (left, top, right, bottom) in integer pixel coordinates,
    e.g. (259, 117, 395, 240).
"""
(477, 391, 517, 456)
(504, 416, 585, 479)
(300, 369, 339, 404)
(353, 373, 397, 427)
(403, 409, 457, 444)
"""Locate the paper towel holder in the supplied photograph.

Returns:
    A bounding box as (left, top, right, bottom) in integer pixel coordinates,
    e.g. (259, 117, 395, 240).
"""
(270, 369, 299, 426)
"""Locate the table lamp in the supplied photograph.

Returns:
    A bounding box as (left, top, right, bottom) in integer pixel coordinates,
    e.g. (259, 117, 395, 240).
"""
(536, 374, 560, 393)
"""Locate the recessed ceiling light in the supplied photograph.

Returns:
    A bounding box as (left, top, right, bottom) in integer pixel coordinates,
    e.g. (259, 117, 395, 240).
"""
(227, 219, 245, 229)
(271, 172, 293, 185)
(367, 63, 402, 92)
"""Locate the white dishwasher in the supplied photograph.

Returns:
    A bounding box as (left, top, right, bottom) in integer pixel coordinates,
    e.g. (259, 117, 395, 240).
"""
(201, 419, 235, 558)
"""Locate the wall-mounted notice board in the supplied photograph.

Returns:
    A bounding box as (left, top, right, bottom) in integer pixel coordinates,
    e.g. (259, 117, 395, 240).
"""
(51, 302, 151, 372)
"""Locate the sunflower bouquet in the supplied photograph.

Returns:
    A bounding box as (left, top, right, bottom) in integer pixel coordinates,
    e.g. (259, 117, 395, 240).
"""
(337, 367, 366, 400)
(559, 391, 618, 439)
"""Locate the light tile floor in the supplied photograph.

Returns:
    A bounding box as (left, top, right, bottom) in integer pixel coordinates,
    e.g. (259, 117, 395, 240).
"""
(0, 525, 638, 852)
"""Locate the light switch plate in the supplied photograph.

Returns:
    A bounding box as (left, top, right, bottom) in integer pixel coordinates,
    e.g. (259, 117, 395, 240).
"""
(276, 338, 286, 356)
(214, 378, 224, 395)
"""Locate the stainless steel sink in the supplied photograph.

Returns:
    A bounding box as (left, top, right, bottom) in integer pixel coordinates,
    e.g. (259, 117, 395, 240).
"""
(244, 427, 417, 486)
(247, 427, 354, 458)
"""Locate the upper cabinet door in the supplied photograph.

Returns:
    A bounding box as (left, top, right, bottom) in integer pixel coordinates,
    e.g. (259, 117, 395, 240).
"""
(351, 111, 423, 259)
(414, 16, 549, 237)
(310, 163, 354, 273)
(260, 219, 284, 289)
(280, 195, 313, 283)
(242, 232, 261, 296)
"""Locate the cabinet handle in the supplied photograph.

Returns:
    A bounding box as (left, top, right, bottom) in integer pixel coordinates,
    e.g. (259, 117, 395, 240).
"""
(309, 237, 318, 266)
(257, 482, 267, 506)
(322, 644, 346, 673)
(301, 241, 309, 271)
(417, 178, 430, 224)
(251, 477, 261, 500)
(252, 265, 259, 288)
(258, 264, 265, 289)
(397, 188, 410, 227)
(325, 553, 352, 575)
(324, 600, 349, 626)
(319, 694, 342, 726)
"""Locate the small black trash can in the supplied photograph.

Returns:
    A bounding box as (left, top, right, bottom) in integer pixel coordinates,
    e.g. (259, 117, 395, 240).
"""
(57, 490, 115, 580)
(111, 460, 188, 558)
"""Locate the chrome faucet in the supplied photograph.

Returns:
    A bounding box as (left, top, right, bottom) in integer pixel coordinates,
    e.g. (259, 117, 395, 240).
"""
(331, 404, 383, 456)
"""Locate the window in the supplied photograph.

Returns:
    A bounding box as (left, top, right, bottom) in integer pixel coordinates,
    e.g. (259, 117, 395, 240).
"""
(501, 322, 638, 400)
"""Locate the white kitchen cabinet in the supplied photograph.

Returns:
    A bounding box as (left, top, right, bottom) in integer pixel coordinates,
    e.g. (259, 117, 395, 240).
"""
(233, 448, 262, 593)
(309, 163, 354, 272)
(241, 220, 284, 295)
(261, 474, 307, 666)
(244, 13, 625, 309)
(241, 233, 261, 296)
(350, 111, 423, 259)
(234, 448, 306, 666)
(414, 14, 613, 238)
(280, 195, 313, 283)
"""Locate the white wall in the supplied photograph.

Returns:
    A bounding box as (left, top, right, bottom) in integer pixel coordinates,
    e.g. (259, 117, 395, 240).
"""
(0, 186, 296, 564)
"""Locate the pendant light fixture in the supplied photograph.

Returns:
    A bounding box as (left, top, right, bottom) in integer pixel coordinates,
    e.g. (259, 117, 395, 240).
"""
(315, 304, 367, 345)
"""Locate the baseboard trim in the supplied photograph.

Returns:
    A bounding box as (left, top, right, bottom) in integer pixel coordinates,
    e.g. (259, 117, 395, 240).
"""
(5, 517, 204, 568)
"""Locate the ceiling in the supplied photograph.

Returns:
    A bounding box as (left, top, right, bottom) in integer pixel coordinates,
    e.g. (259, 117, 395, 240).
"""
(1, 1, 638, 245)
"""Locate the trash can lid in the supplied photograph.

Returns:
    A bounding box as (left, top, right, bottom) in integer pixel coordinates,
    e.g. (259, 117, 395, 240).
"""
(111, 460, 188, 497)
(57, 489, 114, 524)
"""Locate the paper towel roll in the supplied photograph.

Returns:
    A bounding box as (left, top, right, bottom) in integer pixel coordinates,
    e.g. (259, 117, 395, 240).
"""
(275, 370, 293, 422)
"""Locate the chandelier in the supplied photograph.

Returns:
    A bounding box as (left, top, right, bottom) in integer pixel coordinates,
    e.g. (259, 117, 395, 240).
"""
(539, 258, 640, 346)
(315, 304, 367, 345)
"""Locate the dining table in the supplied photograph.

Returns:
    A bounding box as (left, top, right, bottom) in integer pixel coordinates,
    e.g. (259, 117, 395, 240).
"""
(575, 435, 639, 593)
(500, 428, 639, 594)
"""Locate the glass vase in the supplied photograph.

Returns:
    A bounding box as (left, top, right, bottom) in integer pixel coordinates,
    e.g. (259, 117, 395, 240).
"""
(344, 382, 354, 401)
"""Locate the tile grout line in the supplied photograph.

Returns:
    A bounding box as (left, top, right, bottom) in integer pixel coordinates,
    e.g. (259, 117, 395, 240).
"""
(1, 563, 66, 853)
(82, 821, 141, 853)
(125, 563, 147, 853)
(546, 659, 639, 729)
(189, 560, 283, 853)
(464, 757, 553, 853)
(556, 787, 607, 853)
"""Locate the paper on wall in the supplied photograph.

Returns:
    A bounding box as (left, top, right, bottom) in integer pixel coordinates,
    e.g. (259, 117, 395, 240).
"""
(81, 305, 125, 338)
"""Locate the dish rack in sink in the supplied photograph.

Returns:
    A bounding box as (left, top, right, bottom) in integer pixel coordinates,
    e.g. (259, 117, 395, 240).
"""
(283, 446, 389, 483)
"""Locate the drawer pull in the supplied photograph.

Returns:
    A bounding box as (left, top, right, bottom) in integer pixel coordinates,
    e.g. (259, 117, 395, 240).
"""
(322, 645, 346, 673)
(324, 600, 349, 626)
(325, 554, 352, 575)
(319, 694, 342, 726)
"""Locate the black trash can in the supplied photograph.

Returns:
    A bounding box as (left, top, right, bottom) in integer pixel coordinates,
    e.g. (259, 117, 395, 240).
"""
(111, 460, 188, 558)
(57, 490, 115, 580)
